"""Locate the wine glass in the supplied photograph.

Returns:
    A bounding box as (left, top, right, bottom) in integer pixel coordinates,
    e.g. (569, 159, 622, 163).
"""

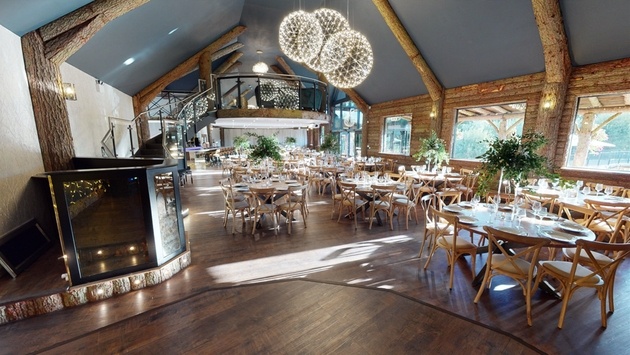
(595, 183, 604, 195)
(531, 201, 542, 218)
(576, 180, 584, 190)
(604, 186, 614, 197)
(516, 208, 527, 229)
(582, 186, 591, 196)
(551, 178, 560, 190)
(471, 194, 481, 215)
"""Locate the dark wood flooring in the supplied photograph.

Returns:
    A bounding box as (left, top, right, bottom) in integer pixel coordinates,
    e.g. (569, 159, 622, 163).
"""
(0, 166, 628, 354)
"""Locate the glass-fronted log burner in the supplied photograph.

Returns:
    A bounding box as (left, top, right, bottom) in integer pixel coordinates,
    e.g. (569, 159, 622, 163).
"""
(45, 158, 186, 286)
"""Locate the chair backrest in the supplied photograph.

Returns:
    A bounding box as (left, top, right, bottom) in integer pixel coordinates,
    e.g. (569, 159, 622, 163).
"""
(249, 187, 276, 207)
(371, 184, 396, 204)
(557, 202, 598, 227)
(522, 191, 557, 211)
(569, 239, 630, 286)
(483, 226, 550, 276)
(421, 194, 436, 225)
(286, 184, 308, 209)
(460, 168, 474, 175)
(339, 181, 359, 204)
(220, 184, 240, 208)
(436, 190, 462, 209)
(584, 198, 630, 241)
(430, 206, 458, 244)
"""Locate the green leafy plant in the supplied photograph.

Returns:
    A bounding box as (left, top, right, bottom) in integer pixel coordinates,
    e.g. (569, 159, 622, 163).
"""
(247, 133, 282, 163)
(284, 136, 297, 146)
(320, 133, 339, 154)
(476, 131, 548, 197)
(412, 130, 449, 170)
(233, 135, 250, 155)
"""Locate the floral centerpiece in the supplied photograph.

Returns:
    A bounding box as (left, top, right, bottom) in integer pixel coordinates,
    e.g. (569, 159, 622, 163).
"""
(476, 131, 548, 198)
(412, 130, 449, 172)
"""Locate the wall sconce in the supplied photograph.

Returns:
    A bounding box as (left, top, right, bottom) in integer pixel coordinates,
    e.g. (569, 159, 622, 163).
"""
(543, 99, 553, 109)
(62, 83, 77, 101)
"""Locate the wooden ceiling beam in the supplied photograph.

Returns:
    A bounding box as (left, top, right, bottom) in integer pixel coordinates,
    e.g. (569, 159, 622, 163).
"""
(372, 0, 443, 101)
(215, 52, 243, 74)
(40, 0, 150, 65)
(276, 56, 297, 76)
(135, 25, 246, 111)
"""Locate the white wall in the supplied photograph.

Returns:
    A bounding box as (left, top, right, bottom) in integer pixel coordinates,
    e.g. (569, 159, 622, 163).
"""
(222, 128, 308, 148)
(60, 63, 134, 157)
(0, 25, 47, 234)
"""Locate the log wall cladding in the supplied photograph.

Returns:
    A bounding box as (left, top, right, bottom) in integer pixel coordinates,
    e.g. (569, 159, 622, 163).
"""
(363, 57, 630, 189)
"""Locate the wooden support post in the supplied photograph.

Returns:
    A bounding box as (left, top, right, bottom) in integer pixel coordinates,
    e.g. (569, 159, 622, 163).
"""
(532, 0, 572, 162)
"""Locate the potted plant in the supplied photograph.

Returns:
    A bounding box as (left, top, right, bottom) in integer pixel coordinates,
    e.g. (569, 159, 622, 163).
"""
(233, 135, 250, 156)
(412, 130, 449, 172)
(284, 136, 297, 147)
(247, 133, 282, 163)
(320, 133, 339, 154)
(476, 131, 548, 198)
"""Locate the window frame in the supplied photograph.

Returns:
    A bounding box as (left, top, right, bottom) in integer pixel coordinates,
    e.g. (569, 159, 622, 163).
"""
(380, 114, 412, 156)
(451, 101, 526, 161)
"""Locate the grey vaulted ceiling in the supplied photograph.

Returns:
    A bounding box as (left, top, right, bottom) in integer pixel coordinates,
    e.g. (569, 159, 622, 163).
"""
(2, 0, 630, 106)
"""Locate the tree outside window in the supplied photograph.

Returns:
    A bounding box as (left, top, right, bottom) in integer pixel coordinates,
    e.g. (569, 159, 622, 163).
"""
(381, 116, 411, 155)
(451, 102, 525, 160)
(566, 93, 630, 171)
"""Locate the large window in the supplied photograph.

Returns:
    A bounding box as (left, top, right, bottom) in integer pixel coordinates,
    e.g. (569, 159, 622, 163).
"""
(451, 102, 526, 160)
(381, 115, 411, 155)
(331, 100, 363, 157)
(565, 93, 630, 172)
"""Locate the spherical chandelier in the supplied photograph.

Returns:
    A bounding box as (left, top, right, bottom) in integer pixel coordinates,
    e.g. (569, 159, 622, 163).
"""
(324, 30, 373, 88)
(306, 8, 350, 73)
(252, 49, 269, 74)
(278, 10, 324, 63)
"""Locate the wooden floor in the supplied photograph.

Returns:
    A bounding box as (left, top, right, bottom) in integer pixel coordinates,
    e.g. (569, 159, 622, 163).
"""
(0, 166, 628, 354)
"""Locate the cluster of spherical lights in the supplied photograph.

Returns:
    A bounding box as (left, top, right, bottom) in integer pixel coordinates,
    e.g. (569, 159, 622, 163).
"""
(279, 8, 373, 89)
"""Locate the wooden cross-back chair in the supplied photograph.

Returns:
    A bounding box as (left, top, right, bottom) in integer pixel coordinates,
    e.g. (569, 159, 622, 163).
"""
(535, 239, 630, 329)
(424, 207, 477, 290)
(337, 181, 367, 229)
(368, 184, 396, 230)
(583, 198, 630, 242)
(474, 226, 551, 326)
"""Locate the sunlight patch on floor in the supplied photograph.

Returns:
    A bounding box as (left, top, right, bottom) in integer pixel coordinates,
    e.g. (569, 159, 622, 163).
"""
(206, 235, 414, 284)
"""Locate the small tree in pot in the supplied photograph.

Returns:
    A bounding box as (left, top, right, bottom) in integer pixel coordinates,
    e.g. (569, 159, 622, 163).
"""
(476, 131, 548, 199)
(412, 130, 449, 172)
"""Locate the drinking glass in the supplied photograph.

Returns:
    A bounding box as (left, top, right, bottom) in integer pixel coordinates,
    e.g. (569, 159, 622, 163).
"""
(488, 203, 499, 225)
(551, 178, 560, 190)
(576, 180, 584, 189)
(582, 186, 591, 195)
(531, 201, 542, 218)
(471, 194, 481, 209)
(604, 186, 614, 196)
(537, 178, 547, 190)
(595, 183, 604, 195)
(516, 208, 527, 229)
(538, 207, 547, 220)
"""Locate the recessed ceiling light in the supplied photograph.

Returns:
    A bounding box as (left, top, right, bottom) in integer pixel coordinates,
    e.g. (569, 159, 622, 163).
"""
(123, 57, 135, 65)
(168, 28, 178, 35)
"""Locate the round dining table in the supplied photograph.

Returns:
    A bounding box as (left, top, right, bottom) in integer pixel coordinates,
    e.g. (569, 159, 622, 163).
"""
(440, 201, 596, 297)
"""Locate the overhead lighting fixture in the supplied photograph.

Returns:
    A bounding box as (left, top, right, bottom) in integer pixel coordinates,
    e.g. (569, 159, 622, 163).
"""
(306, 8, 350, 73)
(123, 57, 135, 66)
(279, 6, 373, 89)
(62, 82, 77, 101)
(324, 30, 373, 88)
(252, 50, 269, 74)
(279, 10, 324, 63)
